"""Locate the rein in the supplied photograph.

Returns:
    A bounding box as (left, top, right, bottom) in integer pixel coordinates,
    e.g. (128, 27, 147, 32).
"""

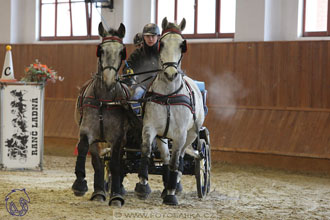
(121, 68, 162, 78)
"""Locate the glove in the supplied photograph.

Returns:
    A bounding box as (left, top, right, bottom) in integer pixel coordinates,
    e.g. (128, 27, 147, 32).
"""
(126, 68, 134, 75)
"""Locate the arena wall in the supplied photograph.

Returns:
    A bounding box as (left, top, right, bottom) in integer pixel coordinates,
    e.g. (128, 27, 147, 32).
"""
(1, 42, 329, 173)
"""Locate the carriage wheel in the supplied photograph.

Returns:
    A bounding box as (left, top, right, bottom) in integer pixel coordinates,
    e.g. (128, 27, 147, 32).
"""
(195, 139, 211, 199)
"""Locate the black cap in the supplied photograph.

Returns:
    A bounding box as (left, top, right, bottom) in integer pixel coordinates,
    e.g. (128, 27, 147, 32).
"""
(142, 23, 160, 36)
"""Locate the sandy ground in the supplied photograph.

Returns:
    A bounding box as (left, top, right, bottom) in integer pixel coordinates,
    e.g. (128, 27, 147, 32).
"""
(0, 155, 330, 220)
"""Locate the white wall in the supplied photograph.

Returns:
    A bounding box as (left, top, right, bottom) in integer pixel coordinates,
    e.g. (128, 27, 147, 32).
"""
(264, 0, 283, 41)
(235, 0, 265, 41)
(101, 0, 124, 33)
(0, 0, 12, 43)
(11, 0, 37, 43)
(0, 0, 327, 44)
(264, 0, 302, 41)
(123, 0, 154, 44)
(235, 0, 303, 42)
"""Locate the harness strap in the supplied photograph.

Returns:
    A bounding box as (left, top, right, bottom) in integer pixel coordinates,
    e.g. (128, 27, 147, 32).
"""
(143, 80, 197, 139)
(184, 79, 196, 120)
(99, 102, 105, 140)
(79, 81, 129, 141)
(141, 83, 184, 103)
(162, 105, 171, 138)
(77, 79, 94, 125)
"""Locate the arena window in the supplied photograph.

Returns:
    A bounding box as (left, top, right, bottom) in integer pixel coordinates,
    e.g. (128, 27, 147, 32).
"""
(39, 0, 101, 41)
(303, 0, 330, 37)
(156, 0, 236, 39)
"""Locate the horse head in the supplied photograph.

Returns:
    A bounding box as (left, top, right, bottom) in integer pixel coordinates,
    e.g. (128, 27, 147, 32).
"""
(159, 17, 186, 82)
(97, 22, 126, 89)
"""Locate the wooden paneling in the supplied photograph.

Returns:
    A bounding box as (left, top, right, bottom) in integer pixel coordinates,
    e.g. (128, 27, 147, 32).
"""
(44, 99, 78, 138)
(1, 42, 329, 162)
(181, 41, 330, 109)
(206, 107, 330, 159)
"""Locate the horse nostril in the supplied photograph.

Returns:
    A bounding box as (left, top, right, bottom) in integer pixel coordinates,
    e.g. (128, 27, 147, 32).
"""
(174, 73, 178, 78)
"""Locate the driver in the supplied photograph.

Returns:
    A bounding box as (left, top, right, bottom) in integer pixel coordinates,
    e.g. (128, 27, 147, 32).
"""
(123, 23, 160, 100)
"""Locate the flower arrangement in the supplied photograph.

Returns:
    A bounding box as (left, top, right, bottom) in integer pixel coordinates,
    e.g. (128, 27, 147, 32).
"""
(21, 59, 64, 83)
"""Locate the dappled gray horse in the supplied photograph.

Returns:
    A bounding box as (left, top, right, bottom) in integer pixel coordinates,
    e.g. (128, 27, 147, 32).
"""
(134, 17, 205, 205)
(72, 22, 140, 207)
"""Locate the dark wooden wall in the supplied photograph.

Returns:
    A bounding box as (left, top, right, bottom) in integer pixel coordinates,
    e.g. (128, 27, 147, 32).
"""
(1, 41, 329, 167)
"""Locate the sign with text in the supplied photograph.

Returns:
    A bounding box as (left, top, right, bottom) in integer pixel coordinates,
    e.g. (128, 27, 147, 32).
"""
(0, 83, 44, 170)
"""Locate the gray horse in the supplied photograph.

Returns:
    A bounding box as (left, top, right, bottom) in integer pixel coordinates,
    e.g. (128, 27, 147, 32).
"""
(72, 22, 141, 207)
(134, 17, 205, 205)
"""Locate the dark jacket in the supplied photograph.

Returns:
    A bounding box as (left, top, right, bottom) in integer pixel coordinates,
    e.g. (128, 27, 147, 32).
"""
(124, 41, 160, 89)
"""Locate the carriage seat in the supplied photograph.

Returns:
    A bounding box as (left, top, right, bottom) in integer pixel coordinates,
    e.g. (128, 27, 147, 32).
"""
(194, 80, 205, 92)
(194, 80, 208, 116)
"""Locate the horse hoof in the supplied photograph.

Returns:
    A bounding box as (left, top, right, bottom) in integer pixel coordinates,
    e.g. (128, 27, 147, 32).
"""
(109, 194, 125, 207)
(110, 200, 122, 207)
(163, 195, 178, 206)
(72, 178, 88, 197)
(134, 183, 151, 200)
(90, 191, 106, 202)
(161, 183, 183, 199)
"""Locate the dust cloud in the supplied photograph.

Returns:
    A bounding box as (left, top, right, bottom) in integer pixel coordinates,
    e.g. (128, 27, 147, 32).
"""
(206, 70, 247, 120)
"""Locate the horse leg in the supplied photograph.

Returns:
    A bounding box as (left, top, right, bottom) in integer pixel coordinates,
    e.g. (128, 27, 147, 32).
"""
(176, 129, 199, 196)
(163, 138, 186, 206)
(157, 138, 170, 198)
(90, 143, 106, 202)
(108, 140, 125, 207)
(176, 155, 184, 195)
(72, 134, 89, 196)
(134, 126, 155, 199)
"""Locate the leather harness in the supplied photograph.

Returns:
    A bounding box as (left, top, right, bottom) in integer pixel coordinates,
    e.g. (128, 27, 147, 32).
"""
(142, 78, 196, 138)
(78, 78, 130, 141)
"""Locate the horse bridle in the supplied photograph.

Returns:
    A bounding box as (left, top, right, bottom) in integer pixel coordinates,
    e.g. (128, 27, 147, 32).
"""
(159, 29, 186, 72)
(97, 36, 126, 80)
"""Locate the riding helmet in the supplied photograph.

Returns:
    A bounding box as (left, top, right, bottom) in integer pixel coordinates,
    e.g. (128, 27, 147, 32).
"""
(142, 23, 160, 36)
(134, 33, 143, 45)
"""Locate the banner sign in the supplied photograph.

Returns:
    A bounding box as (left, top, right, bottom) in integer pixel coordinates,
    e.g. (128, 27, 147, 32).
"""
(0, 83, 44, 170)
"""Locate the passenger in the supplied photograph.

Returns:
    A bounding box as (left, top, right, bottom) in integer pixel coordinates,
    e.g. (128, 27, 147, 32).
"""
(133, 33, 143, 49)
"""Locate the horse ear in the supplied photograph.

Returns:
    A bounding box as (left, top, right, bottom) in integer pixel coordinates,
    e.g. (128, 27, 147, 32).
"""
(179, 18, 186, 32)
(162, 17, 168, 31)
(98, 22, 107, 37)
(117, 23, 126, 39)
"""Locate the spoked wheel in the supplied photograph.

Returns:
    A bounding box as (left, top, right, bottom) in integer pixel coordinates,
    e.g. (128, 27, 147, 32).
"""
(195, 139, 211, 199)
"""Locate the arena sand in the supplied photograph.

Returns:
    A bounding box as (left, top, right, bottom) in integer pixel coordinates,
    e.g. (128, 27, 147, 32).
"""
(1, 155, 330, 220)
